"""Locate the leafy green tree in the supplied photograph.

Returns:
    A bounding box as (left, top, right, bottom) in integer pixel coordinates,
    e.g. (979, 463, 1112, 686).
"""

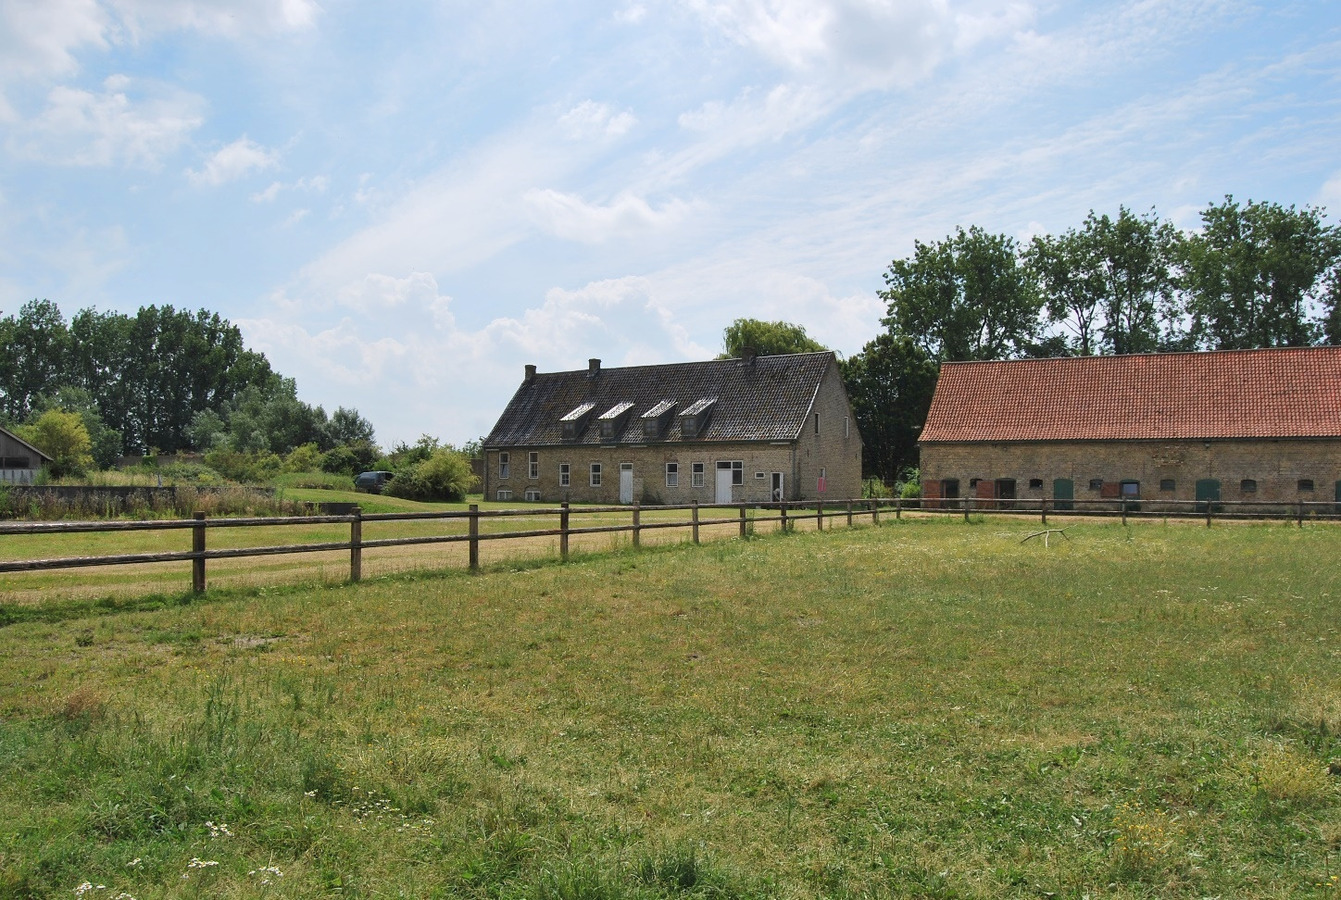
(1181, 197, 1341, 349)
(1026, 228, 1105, 356)
(17, 408, 92, 477)
(30, 387, 122, 469)
(1084, 207, 1186, 354)
(324, 406, 377, 447)
(718, 319, 828, 359)
(0, 299, 71, 422)
(881, 226, 1041, 362)
(840, 335, 939, 485)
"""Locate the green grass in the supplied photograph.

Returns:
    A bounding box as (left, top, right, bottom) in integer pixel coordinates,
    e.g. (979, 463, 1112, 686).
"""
(0, 519, 1337, 898)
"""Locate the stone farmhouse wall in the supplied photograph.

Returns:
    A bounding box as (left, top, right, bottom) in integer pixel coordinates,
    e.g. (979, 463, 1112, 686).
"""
(921, 438, 1341, 509)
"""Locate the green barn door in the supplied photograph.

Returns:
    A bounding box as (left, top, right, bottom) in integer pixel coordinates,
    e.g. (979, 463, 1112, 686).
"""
(1195, 479, 1221, 511)
(1052, 478, 1074, 511)
(1335, 480, 1341, 513)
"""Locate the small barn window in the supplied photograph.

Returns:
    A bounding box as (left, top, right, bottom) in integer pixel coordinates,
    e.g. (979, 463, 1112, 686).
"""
(1159, 479, 1176, 492)
(524, 488, 541, 502)
(559, 463, 570, 487)
(814, 413, 820, 435)
(1088, 478, 1104, 491)
(496, 489, 512, 501)
(732, 461, 744, 485)
(1298, 478, 1315, 492)
(666, 462, 678, 487)
(1028, 478, 1043, 489)
(499, 452, 510, 480)
(590, 463, 602, 487)
(844, 416, 850, 438)
(528, 452, 539, 479)
(1240, 479, 1257, 493)
(691, 462, 705, 487)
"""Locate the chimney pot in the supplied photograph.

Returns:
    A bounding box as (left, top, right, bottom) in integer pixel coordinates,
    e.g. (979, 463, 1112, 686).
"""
(741, 346, 758, 365)
(588, 358, 601, 377)
(524, 364, 537, 382)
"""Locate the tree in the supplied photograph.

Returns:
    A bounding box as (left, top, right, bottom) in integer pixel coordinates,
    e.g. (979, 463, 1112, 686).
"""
(383, 447, 475, 502)
(840, 335, 939, 485)
(718, 319, 828, 359)
(1084, 207, 1186, 354)
(324, 406, 377, 447)
(0, 299, 71, 422)
(30, 387, 122, 469)
(1026, 228, 1105, 356)
(1181, 196, 1341, 350)
(881, 226, 1042, 362)
(17, 408, 92, 478)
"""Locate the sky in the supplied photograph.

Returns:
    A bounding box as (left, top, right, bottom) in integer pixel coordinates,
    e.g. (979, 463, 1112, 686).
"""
(1, 0, 1339, 448)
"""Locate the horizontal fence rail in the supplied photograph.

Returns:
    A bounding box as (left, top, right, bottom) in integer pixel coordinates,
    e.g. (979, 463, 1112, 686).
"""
(1, 496, 1337, 594)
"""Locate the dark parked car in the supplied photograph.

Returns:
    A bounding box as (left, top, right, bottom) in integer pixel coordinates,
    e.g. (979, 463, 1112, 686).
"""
(354, 470, 395, 493)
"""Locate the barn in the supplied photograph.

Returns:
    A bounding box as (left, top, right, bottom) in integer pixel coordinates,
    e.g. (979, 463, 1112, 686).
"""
(918, 346, 1341, 510)
(0, 424, 52, 485)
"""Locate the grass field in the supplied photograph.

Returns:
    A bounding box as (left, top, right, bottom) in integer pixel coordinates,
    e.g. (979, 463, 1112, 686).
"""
(1, 519, 1338, 898)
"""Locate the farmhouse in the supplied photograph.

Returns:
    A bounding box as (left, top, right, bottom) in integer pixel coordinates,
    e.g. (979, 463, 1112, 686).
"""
(482, 352, 862, 504)
(0, 424, 52, 485)
(919, 346, 1341, 510)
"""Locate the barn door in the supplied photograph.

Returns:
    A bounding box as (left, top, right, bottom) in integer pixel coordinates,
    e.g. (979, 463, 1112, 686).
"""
(1052, 478, 1074, 511)
(619, 463, 634, 504)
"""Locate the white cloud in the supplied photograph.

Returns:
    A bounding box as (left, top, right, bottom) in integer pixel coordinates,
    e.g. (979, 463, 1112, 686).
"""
(1315, 172, 1341, 215)
(187, 135, 280, 185)
(0, 0, 108, 86)
(251, 174, 327, 202)
(558, 100, 637, 140)
(7, 74, 203, 166)
(108, 0, 320, 40)
(525, 189, 698, 243)
(685, 0, 1032, 89)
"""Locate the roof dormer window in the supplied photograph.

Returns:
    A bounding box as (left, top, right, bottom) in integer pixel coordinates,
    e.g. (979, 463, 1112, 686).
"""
(679, 397, 716, 439)
(640, 399, 677, 440)
(597, 401, 635, 442)
(561, 402, 596, 440)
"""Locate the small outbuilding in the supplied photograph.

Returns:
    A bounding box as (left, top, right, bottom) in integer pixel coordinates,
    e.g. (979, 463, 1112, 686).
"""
(482, 352, 863, 504)
(918, 346, 1341, 510)
(0, 424, 52, 485)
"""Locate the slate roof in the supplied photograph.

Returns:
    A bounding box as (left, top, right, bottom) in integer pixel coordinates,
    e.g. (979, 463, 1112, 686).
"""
(920, 346, 1341, 443)
(485, 352, 836, 447)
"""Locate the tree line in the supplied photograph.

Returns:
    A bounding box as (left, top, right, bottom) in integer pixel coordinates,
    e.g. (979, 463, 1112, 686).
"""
(726, 196, 1341, 487)
(0, 300, 377, 473)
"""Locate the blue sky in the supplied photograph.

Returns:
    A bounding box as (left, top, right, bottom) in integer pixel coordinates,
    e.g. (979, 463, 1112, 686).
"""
(2, 0, 1338, 448)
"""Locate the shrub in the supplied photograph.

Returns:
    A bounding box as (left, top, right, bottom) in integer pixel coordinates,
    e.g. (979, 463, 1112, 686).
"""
(383, 448, 474, 502)
(203, 448, 283, 484)
(17, 409, 93, 478)
(283, 442, 324, 473)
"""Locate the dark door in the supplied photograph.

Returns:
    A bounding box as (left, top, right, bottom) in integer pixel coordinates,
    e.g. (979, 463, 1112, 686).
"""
(1052, 478, 1074, 511)
(1195, 479, 1221, 512)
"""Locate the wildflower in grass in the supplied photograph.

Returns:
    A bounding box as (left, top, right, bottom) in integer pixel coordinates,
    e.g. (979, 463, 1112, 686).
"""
(204, 820, 233, 838)
(74, 883, 104, 897)
(1111, 800, 1181, 875)
(248, 865, 284, 886)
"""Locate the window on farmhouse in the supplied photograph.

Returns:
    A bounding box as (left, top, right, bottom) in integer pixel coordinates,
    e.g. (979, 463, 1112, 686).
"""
(1089, 478, 1104, 491)
(1028, 478, 1043, 489)
(1160, 479, 1176, 492)
(691, 462, 705, 487)
(732, 460, 744, 485)
(525, 488, 540, 502)
(590, 463, 602, 487)
(1240, 479, 1257, 493)
(666, 462, 679, 487)
(528, 452, 539, 479)
(496, 489, 512, 501)
(559, 463, 570, 487)
(1298, 479, 1315, 492)
(499, 452, 510, 479)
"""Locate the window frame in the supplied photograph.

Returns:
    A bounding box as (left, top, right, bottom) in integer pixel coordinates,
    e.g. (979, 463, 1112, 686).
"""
(528, 451, 539, 479)
(498, 451, 510, 480)
(666, 462, 679, 487)
(590, 463, 602, 487)
(691, 462, 705, 488)
(559, 463, 570, 487)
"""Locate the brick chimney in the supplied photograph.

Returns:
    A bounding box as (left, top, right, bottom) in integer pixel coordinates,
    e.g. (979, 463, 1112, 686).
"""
(588, 358, 601, 378)
(524, 364, 536, 382)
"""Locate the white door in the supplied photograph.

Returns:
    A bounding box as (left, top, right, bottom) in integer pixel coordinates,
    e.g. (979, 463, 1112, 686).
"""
(716, 462, 733, 503)
(619, 463, 634, 504)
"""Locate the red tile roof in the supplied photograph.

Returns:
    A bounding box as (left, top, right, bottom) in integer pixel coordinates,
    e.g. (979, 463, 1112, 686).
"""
(920, 346, 1341, 443)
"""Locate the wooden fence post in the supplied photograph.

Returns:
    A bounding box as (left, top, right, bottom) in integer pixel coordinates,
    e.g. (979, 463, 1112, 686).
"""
(468, 504, 479, 572)
(963, 495, 971, 523)
(739, 504, 747, 538)
(560, 502, 570, 561)
(1041, 498, 1048, 525)
(846, 499, 853, 529)
(192, 511, 206, 592)
(632, 501, 641, 548)
(692, 501, 700, 544)
(817, 500, 824, 531)
(1121, 499, 1128, 526)
(350, 506, 362, 582)
(876, 499, 883, 525)
(1205, 501, 1212, 528)
(780, 500, 789, 533)
(893, 496, 898, 521)
(1298, 501, 1304, 528)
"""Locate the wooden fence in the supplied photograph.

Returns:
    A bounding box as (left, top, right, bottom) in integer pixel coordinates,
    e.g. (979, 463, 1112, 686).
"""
(0, 496, 1336, 594)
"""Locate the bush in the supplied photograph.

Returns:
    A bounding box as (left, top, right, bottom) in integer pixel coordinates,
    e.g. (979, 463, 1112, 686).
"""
(203, 448, 283, 484)
(17, 409, 93, 478)
(283, 442, 324, 473)
(383, 448, 475, 502)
